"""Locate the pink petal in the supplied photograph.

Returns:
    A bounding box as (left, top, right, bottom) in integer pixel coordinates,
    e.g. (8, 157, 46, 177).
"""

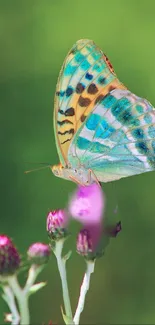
(69, 183, 105, 226)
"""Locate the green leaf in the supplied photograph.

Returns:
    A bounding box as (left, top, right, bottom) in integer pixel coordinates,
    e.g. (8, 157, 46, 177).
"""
(60, 306, 74, 325)
(63, 250, 72, 262)
(28, 282, 46, 295)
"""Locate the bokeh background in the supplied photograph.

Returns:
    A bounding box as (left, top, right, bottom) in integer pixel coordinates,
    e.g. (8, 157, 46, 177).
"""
(1, 0, 155, 323)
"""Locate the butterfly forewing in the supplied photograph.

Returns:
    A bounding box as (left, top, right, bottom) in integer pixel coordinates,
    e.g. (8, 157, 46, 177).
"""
(54, 39, 126, 164)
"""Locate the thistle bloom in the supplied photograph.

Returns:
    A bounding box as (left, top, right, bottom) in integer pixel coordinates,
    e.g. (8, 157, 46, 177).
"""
(77, 226, 102, 260)
(0, 235, 20, 276)
(46, 209, 68, 241)
(69, 183, 105, 226)
(77, 229, 93, 257)
(27, 242, 51, 265)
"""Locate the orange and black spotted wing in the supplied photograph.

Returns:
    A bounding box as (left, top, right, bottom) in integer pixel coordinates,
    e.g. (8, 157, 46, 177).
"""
(53, 39, 126, 165)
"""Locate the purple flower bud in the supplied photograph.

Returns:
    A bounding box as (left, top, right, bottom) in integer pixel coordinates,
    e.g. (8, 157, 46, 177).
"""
(77, 229, 93, 256)
(0, 235, 20, 276)
(69, 183, 105, 226)
(77, 225, 102, 260)
(46, 210, 68, 241)
(27, 243, 51, 265)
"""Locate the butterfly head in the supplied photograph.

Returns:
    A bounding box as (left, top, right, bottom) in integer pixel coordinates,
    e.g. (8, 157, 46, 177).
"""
(51, 163, 64, 178)
(51, 163, 96, 186)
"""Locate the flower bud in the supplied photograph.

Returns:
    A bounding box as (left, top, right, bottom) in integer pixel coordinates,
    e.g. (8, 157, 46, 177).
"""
(77, 229, 93, 256)
(76, 226, 102, 261)
(27, 243, 51, 265)
(0, 235, 20, 276)
(46, 210, 68, 241)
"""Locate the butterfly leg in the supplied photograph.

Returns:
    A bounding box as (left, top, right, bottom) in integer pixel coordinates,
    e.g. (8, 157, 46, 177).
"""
(88, 169, 101, 187)
(69, 170, 101, 187)
(69, 175, 83, 186)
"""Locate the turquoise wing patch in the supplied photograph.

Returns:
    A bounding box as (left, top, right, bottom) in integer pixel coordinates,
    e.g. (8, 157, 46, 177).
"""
(68, 89, 155, 182)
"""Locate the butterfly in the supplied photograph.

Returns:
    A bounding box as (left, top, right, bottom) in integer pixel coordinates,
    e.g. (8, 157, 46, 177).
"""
(51, 39, 155, 185)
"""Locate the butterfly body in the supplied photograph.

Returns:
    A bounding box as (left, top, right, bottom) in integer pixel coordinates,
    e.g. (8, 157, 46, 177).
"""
(52, 39, 155, 185)
(51, 164, 95, 185)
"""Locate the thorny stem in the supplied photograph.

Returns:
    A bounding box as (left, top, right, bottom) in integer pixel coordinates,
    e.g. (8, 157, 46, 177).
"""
(54, 240, 73, 324)
(73, 261, 95, 325)
(3, 285, 20, 325)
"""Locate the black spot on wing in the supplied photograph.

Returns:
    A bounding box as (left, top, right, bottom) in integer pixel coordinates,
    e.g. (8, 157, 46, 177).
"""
(57, 119, 73, 126)
(78, 96, 91, 107)
(87, 83, 98, 94)
(56, 91, 65, 97)
(98, 77, 106, 85)
(136, 141, 149, 154)
(66, 87, 73, 97)
(65, 107, 75, 116)
(61, 138, 72, 145)
(76, 83, 85, 94)
(69, 47, 77, 55)
(81, 114, 86, 122)
(59, 107, 75, 116)
(85, 72, 93, 80)
(95, 94, 105, 104)
(58, 129, 74, 136)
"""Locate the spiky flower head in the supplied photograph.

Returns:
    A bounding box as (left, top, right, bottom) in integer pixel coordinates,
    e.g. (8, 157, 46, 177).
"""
(46, 210, 68, 241)
(77, 229, 93, 257)
(0, 235, 20, 277)
(76, 226, 103, 261)
(27, 242, 51, 265)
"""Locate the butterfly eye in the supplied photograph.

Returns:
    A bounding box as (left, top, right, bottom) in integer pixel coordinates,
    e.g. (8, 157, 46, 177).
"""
(54, 170, 59, 176)
(52, 166, 59, 176)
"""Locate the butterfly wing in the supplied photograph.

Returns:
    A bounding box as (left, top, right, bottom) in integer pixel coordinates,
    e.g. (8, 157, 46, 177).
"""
(68, 89, 155, 182)
(54, 39, 126, 165)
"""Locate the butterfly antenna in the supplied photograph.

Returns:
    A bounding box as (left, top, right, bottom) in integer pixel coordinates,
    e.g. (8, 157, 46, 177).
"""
(24, 165, 51, 174)
(24, 161, 52, 165)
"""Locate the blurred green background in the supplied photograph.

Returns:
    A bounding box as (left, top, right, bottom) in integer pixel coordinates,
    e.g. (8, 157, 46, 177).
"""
(1, 0, 155, 323)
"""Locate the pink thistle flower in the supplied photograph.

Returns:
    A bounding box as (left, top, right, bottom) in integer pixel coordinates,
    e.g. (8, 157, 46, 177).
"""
(0, 235, 20, 276)
(77, 229, 93, 256)
(46, 210, 68, 241)
(76, 225, 103, 260)
(69, 183, 105, 226)
(27, 242, 51, 265)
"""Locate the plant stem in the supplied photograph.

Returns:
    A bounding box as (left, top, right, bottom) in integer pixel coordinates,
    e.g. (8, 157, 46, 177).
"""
(24, 264, 43, 294)
(17, 295, 29, 325)
(7, 265, 44, 324)
(8, 275, 30, 325)
(73, 261, 95, 325)
(54, 240, 73, 324)
(3, 285, 20, 325)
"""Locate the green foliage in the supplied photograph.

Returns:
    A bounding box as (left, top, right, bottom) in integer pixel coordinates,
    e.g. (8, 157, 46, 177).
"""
(0, 0, 155, 324)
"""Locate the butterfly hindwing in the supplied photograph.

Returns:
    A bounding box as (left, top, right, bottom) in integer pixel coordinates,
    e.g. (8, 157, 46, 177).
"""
(68, 89, 155, 182)
(54, 39, 126, 165)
